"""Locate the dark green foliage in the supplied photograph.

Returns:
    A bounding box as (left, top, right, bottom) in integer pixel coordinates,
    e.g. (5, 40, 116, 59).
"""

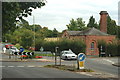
(106, 43, 119, 56)
(66, 18, 86, 31)
(36, 39, 86, 55)
(97, 40, 119, 56)
(87, 16, 99, 29)
(107, 15, 117, 35)
(20, 29, 34, 48)
(2, 1, 46, 37)
(52, 28, 59, 37)
(116, 26, 120, 39)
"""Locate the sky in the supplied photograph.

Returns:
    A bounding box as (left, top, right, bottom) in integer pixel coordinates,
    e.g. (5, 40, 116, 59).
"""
(24, 0, 120, 32)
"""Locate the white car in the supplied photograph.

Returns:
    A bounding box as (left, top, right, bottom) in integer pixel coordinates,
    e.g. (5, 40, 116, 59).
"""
(10, 47, 19, 54)
(61, 50, 77, 60)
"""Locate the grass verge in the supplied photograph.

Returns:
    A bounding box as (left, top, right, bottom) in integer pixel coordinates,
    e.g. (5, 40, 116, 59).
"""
(44, 65, 94, 72)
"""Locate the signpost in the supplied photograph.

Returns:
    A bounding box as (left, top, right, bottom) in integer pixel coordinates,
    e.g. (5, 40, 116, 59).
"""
(77, 53, 86, 69)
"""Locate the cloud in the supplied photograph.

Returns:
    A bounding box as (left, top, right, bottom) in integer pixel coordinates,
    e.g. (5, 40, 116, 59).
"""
(24, 0, 119, 32)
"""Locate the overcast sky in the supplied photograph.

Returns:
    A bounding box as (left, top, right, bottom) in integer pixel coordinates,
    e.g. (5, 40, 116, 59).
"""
(24, 0, 120, 32)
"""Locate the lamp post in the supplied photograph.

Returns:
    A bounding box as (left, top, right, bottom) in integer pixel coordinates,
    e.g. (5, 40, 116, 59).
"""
(33, 15, 35, 52)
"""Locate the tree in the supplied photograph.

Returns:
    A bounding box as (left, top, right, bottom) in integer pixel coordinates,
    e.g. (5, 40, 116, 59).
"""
(52, 28, 59, 37)
(29, 24, 42, 32)
(107, 15, 117, 35)
(66, 18, 86, 31)
(2, 2, 46, 38)
(117, 26, 120, 39)
(20, 28, 34, 48)
(87, 16, 99, 29)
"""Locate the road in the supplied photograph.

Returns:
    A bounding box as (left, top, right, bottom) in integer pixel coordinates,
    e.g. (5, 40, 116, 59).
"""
(0, 53, 119, 79)
(2, 62, 92, 78)
(42, 56, 119, 78)
(85, 57, 119, 76)
(1, 54, 94, 79)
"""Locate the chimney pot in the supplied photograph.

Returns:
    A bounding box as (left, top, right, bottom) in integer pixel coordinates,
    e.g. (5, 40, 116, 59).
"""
(99, 11, 108, 15)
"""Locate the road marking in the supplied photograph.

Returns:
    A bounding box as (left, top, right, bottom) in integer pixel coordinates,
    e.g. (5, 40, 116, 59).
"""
(0, 66, 5, 67)
(17, 66, 24, 67)
(79, 72, 93, 76)
(36, 66, 43, 67)
(103, 59, 115, 64)
(1, 65, 43, 68)
(8, 66, 14, 67)
(27, 66, 35, 67)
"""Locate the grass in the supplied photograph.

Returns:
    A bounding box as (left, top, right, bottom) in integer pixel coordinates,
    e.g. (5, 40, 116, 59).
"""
(34, 53, 54, 57)
(44, 65, 94, 72)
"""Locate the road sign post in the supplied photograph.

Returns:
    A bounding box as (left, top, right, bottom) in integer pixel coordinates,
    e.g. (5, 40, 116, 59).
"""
(77, 53, 86, 69)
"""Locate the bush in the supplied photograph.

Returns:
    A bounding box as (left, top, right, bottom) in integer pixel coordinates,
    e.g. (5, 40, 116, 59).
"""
(106, 41, 120, 56)
(35, 39, 86, 55)
(14, 43, 22, 49)
(97, 40, 119, 57)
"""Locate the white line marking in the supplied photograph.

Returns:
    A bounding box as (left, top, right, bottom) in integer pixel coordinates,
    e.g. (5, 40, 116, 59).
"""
(103, 59, 115, 64)
(27, 66, 35, 67)
(0, 66, 5, 67)
(37, 66, 43, 67)
(8, 66, 14, 67)
(80, 72, 93, 76)
(17, 66, 24, 67)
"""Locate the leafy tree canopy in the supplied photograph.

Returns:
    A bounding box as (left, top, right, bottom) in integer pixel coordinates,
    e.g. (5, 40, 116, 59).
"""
(2, 1, 46, 35)
(107, 15, 117, 35)
(66, 18, 86, 31)
(87, 16, 99, 29)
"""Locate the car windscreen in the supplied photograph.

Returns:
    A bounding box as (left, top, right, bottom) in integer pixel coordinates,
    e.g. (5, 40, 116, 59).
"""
(64, 52, 73, 54)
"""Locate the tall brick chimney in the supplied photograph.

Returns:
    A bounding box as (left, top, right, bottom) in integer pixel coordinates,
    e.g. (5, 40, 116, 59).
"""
(99, 11, 108, 33)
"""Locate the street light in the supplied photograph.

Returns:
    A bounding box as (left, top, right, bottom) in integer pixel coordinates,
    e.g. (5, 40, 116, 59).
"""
(33, 15, 35, 52)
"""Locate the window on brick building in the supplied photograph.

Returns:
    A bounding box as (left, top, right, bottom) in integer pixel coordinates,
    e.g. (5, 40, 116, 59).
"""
(91, 42, 94, 50)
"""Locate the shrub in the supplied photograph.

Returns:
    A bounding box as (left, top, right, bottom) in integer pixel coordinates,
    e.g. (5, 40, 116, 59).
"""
(106, 41, 119, 56)
(97, 39, 119, 57)
(35, 39, 86, 55)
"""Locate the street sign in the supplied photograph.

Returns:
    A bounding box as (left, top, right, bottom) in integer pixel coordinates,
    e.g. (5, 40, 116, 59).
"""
(78, 53, 86, 61)
(40, 47, 44, 52)
(78, 53, 86, 69)
(20, 48, 24, 52)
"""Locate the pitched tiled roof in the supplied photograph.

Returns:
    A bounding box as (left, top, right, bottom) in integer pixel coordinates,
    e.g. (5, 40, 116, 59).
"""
(67, 31, 81, 36)
(67, 27, 109, 36)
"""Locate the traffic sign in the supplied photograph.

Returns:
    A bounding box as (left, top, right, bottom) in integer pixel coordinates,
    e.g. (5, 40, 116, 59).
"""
(78, 53, 86, 61)
(40, 47, 44, 52)
(20, 48, 24, 52)
(78, 53, 86, 69)
(13, 52, 34, 56)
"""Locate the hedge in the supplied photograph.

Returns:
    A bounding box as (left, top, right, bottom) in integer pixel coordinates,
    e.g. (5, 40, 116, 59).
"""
(35, 39, 86, 55)
(98, 40, 120, 57)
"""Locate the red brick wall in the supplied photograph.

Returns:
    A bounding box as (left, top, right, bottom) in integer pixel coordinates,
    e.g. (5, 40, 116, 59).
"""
(85, 35, 116, 56)
(61, 31, 116, 56)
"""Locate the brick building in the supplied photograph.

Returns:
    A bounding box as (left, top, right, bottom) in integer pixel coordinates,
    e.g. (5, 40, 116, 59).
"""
(61, 11, 116, 56)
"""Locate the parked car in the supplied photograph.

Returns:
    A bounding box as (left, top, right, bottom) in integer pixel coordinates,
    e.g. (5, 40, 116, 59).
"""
(61, 50, 77, 60)
(5, 44, 14, 49)
(10, 47, 19, 54)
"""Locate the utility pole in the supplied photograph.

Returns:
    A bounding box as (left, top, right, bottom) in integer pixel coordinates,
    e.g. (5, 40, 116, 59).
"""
(33, 15, 35, 52)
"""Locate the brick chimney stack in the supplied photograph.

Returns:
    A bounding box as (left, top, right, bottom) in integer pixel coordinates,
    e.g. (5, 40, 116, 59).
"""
(99, 11, 108, 33)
